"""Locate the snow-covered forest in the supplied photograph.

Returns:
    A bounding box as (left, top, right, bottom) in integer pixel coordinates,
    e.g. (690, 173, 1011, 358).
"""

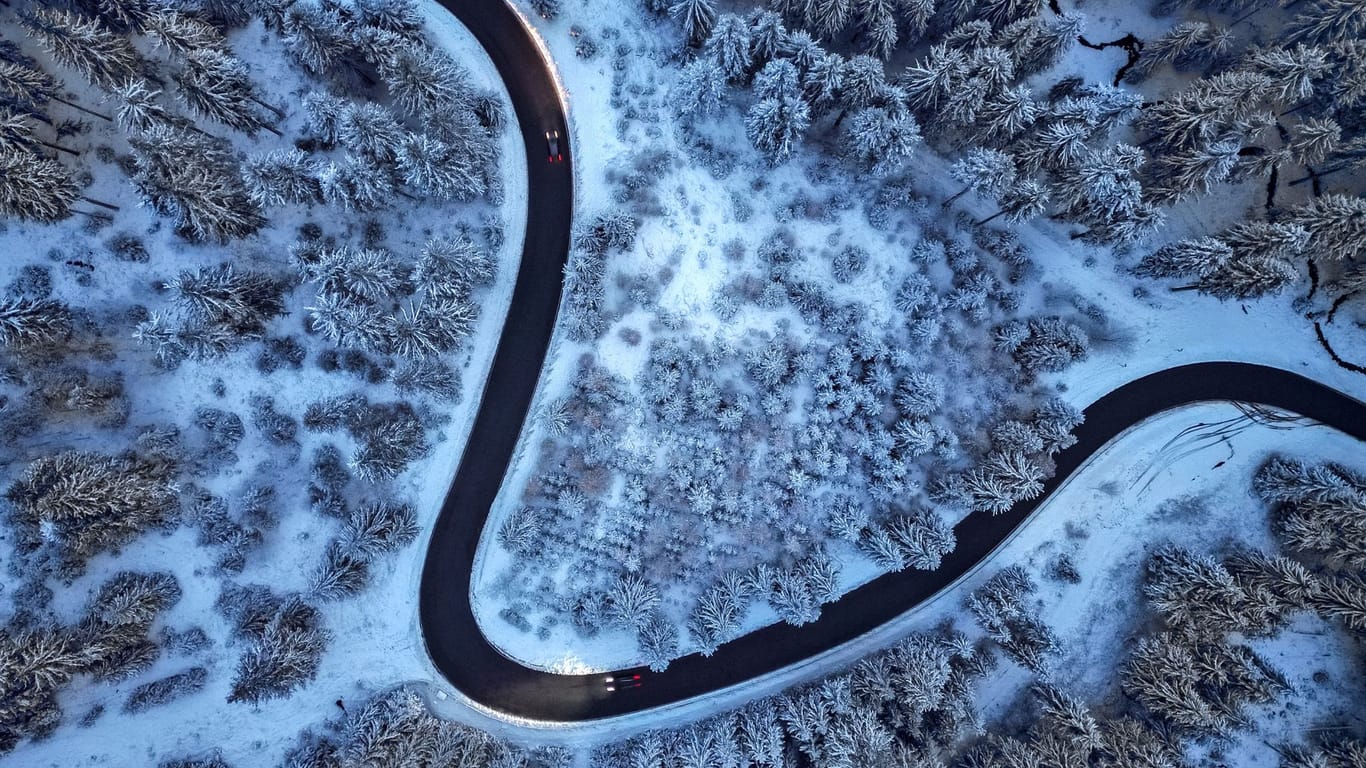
(474, 0, 1366, 672)
(0, 0, 517, 758)
(2, 0, 1364, 762)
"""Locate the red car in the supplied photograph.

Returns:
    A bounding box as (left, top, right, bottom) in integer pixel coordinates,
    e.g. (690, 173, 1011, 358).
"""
(546, 129, 563, 163)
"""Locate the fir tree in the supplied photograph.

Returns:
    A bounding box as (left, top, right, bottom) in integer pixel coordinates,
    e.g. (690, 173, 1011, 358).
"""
(946, 148, 1017, 206)
(281, 3, 350, 74)
(337, 102, 404, 165)
(113, 80, 180, 133)
(745, 95, 811, 162)
(143, 9, 227, 57)
(845, 106, 922, 176)
(175, 50, 278, 137)
(395, 133, 484, 200)
(19, 7, 144, 90)
(0, 150, 81, 222)
(318, 159, 395, 211)
(128, 125, 265, 242)
(670, 0, 718, 46)
(674, 58, 728, 117)
(1290, 194, 1366, 264)
(0, 297, 72, 349)
(705, 13, 752, 81)
(242, 148, 323, 207)
(374, 42, 470, 118)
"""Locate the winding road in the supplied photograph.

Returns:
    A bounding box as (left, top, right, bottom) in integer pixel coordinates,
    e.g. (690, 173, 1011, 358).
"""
(418, 0, 1366, 722)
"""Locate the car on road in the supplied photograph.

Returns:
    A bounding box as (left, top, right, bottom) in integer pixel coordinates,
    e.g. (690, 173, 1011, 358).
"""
(545, 129, 562, 163)
(604, 673, 641, 692)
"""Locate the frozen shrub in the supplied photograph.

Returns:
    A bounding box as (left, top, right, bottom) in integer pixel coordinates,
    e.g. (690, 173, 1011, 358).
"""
(831, 246, 868, 283)
(249, 395, 298, 445)
(8, 265, 52, 298)
(193, 407, 244, 465)
(1048, 553, 1082, 584)
(105, 233, 149, 262)
(256, 335, 306, 373)
(123, 668, 208, 714)
(303, 393, 368, 432)
(309, 444, 351, 493)
(161, 626, 211, 656)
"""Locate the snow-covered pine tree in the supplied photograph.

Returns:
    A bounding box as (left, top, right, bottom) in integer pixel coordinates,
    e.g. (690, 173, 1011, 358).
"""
(779, 29, 823, 73)
(845, 105, 922, 176)
(165, 263, 285, 335)
(19, 7, 144, 90)
(670, 0, 718, 46)
(0, 109, 76, 157)
(337, 102, 404, 165)
(1196, 255, 1299, 299)
(281, 2, 351, 74)
(946, 147, 1017, 206)
(1148, 138, 1241, 204)
(128, 125, 266, 242)
(5, 450, 178, 568)
(805, 0, 853, 41)
(606, 574, 661, 630)
(980, 178, 1050, 225)
(1128, 21, 1225, 81)
(839, 54, 886, 113)
(636, 613, 679, 671)
(1018, 11, 1083, 74)
(242, 148, 323, 207)
(859, 0, 900, 60)
(745, 94, 811, 162)
(801, 52, 844, 106)
(1247, 44, 1331, 107)
(374, 42, 471, 118)
(1289, 194, 1366, 265)
(143, 9, 228, 57)
(674, 58, 728, 117)
(900, 44, 969, 114)
(705, 13, 752, 82)
(227, 596, 329, 703)
(1134, 236, 1234, 280)
(318, 158, 395, 211)
(113, 80, 180, 133)
(395, 133, 484, 200)
(747, 10, 788, 64)
(974, 84, 1040, 143)
(0, 150, 80, 222)
(0, 297, 72, 349)
(1286, 117, 1341, 167)
(175, 50, 278, 136)
(310, 541, 370, 600)
(302, 91, 348, 145)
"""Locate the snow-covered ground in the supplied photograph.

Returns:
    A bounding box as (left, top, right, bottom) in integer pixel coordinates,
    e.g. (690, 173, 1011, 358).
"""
(4, 4, 527, 764)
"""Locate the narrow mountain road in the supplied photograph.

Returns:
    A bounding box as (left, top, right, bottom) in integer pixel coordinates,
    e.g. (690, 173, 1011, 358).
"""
(418, 1, 1366, 722)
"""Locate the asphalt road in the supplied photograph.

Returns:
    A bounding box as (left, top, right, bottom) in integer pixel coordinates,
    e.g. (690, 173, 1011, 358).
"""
(417, 1, 1366, 722)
